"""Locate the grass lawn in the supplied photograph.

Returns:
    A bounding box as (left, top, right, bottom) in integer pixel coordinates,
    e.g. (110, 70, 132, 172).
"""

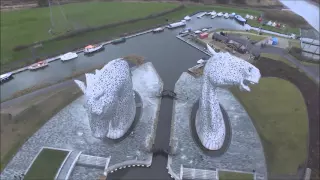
(225, 31, 267, 42)
(0, 2, 262, 72)
(245, 34, 266, 42)
(24, 148, 69, 179)
(246, 19, 300, 35)
(230, 77, 308, 175)
(219, 171, 254, 180)
(289, 40, 301, 49)
(260, 53, 296, 68)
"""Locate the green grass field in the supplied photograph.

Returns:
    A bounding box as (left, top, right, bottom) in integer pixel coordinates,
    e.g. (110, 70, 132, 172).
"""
(24, 148, 69, 179)
(231, 77, 308, 175)
(246, 19, 300, 35)
(260, 53, 296, 68)
(219, 171, 254, 180)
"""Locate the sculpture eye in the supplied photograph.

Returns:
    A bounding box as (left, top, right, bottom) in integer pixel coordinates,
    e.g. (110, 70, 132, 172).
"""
(248, 67, 253, 72)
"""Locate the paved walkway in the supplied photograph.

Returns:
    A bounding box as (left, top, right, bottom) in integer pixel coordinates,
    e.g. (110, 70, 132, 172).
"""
(56, 150, 81, 180)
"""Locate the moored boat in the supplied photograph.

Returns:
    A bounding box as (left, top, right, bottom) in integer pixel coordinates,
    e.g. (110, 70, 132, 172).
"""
(111, 38, 126, 45)
(197, 12, 206, 18)
(211, 14, 217, 19)
(84, 44, 104, 54)
(217, 12, 223, 17)
(197, 58, 208, 64)
(179, 28, 192, 35)
(201, 28, 209, 32)
(230, 13, 236, 18)
(60, 52, 78, 61)
(167, 22, 186, 29)
(235, 15, 247, 25)
(28, 61, 48, 71)
(224, 13, 229, 18)
(210, 11, 217, 16)
(0, 72, 13, 83)
(152, 27, 164, 33)
(184, 16, 191, 21)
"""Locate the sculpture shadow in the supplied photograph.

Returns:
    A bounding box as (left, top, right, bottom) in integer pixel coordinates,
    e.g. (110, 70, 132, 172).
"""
(103, 91, 142, 144)
(190, 101, 232, 157)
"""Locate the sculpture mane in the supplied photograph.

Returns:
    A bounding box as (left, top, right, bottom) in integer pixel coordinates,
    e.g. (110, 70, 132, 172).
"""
(74, 59, 136, 139)
(195, 44, 261, 150)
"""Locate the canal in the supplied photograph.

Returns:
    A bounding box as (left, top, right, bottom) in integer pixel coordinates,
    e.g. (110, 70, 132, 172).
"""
(0, 15, 245, 101)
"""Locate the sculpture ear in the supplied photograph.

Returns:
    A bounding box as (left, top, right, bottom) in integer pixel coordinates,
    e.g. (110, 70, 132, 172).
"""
(206, 44, 216, 56)
(74, 80, 86, 93)
(85, 73, 96, 88)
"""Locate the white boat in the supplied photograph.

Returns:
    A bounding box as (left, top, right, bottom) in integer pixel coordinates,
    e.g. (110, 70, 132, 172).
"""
(201, 28, 209, 32)
(197, 12, 206, 18)
(60, 52, 78, 61)
(0, 72, 13, 83)
(167, 22, 186, 29)
(272, 22, 277, 27)
(205, 12, 211, 15)
(194, 30, 202, 34)
(28, 61, 48, 71)
(152, 27, 164, 33)
(211, 15, 217, 19)
(230, 13, 236, 18)
(84, 44, 104, 54)
(224, 13, 229, 18)
(267, 21, 272, 26)
(245, 14, 250, 19)
(197, 59, 207, 64)
(184, 16, 191, 21)
(235, 15, 247, 25)
(179, 28, 192, 35)
(249, 15, 254, 20)
(181, 20, 187, 23)
(210, 11, 217, 16)
(217, 12, 223, 17)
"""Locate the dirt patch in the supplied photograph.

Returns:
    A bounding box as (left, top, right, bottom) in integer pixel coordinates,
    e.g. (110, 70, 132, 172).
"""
(255, 58, 319, 179)
(262, 9, 309, 28)
(0, 84, 82, 170)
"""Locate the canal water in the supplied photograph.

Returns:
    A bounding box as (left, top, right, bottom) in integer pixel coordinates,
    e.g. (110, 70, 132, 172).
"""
(0, 15, 245, 101)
